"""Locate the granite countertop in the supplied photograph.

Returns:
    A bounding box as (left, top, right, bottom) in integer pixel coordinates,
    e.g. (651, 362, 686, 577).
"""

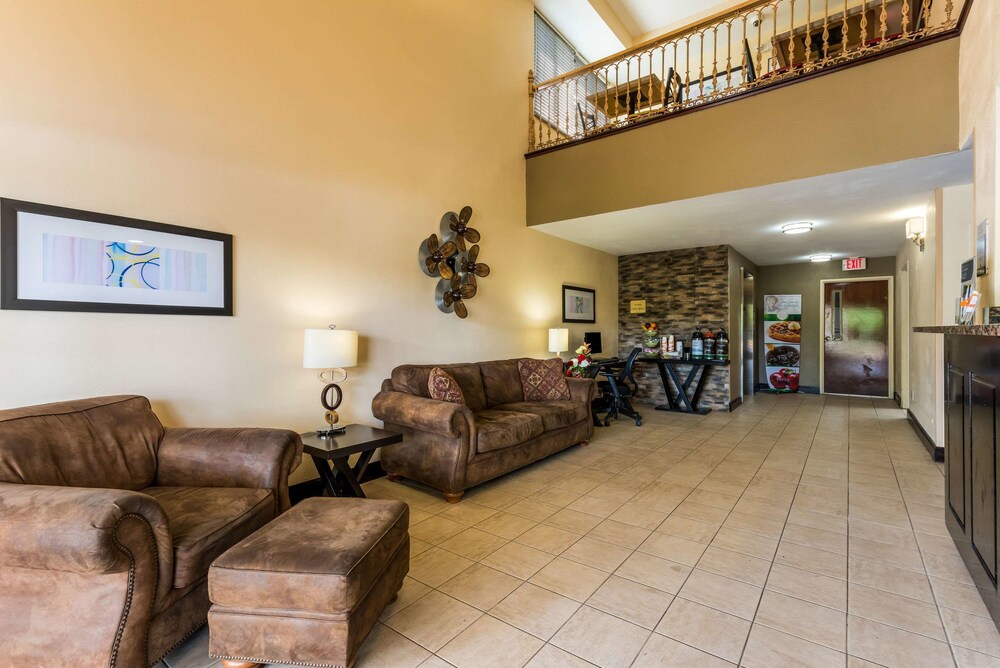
(913, 325, 1000, 335)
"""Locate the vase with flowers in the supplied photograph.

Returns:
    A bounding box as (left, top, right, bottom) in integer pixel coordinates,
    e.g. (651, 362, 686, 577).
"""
(566, 343, 593, 378)
(641, 322, 660, 357)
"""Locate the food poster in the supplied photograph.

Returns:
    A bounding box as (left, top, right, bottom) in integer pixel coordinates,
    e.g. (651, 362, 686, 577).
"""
(764, 294, 801, 391)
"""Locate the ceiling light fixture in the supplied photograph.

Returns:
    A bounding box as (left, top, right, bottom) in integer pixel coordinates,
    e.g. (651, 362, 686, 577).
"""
(809, 253, 833, 262)
(782, 222, 813, 235)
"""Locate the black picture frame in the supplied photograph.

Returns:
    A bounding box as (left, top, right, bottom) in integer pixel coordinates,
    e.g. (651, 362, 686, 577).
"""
(562, 285, 596, 323)
(1, 198, 233, 316)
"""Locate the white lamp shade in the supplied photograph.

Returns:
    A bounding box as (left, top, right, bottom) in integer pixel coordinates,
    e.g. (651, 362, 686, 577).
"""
(548, 328, 569, 354)
(303, 328, 358, 369)
(905, 217, 926, 239)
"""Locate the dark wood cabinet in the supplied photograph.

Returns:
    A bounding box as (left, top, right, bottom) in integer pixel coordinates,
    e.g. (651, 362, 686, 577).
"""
(970, 373, 998, 583)
(947, 363, 966, 528)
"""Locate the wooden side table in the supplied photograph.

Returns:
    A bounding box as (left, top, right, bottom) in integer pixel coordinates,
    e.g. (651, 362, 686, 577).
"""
(301, 425, 402, 498)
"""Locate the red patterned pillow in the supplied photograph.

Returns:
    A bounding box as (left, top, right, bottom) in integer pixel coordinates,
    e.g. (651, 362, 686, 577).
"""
(428, 367, 465, 404)
(518, 358, 571, 401)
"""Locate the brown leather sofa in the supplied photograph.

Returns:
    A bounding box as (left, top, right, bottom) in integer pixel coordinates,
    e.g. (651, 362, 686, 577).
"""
(372, 359, 596, 502)
(0, 395, 302, 668)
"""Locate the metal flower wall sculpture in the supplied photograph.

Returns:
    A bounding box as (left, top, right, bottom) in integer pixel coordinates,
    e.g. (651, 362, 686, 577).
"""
(419, 206, 489, 319)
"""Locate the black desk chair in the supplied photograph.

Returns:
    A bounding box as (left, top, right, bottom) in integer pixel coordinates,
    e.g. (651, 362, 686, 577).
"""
(598, 348, 642, 427)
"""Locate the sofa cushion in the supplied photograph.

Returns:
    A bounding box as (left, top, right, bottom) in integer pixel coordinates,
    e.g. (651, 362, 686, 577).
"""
(481, 359, 525, 407)
(474, 409, 544, 453)
(391, 363, 486, 412)
(494, 401, 588, 431)
(0, 395, 163, 490)
(143, 486, 274, 589)
(517, 358, 571, 401)
(209, 497, 409, 617)
(428, 367, 464, 404)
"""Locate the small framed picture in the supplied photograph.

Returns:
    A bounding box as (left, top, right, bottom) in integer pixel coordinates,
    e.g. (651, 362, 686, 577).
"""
(987, 306, 1000, 325)
(562, 285, 596, 323)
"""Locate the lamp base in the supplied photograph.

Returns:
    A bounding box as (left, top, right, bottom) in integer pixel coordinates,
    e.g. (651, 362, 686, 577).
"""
(315, 425, 348, 438)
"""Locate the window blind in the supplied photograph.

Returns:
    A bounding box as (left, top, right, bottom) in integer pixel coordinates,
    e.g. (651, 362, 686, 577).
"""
(533, 12, 605, 137)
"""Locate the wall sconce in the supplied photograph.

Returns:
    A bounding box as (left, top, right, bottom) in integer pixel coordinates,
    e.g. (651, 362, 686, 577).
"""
(906, 217, 926, 252)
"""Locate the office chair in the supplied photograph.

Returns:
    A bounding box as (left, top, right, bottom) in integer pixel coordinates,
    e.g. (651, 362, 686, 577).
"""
(598, 347, 643, 427)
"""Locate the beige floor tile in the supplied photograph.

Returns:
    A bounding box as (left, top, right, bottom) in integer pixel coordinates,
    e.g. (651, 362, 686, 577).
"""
(464, 486, 521, 510)
(417, 656, 457, 667)
(490, 583, 581, 641)
(476, 512, 538, 540)
(606, 504, 668, 530)
(381, 577, 433, 621)
(481, 542, 555, 580)
(711, 527, 779, 560)
(551, 605, 650, 668)
(677, 569, 763, 620)
(516, 524, 581, 555)
(722, 510, 785, 539)
(436, 501, 499, 526)
(765, 563, 847, 611)
(656, 515, 720, 543)
(544, 508, 604, 534)
(931, 577, 995, 618)
(411, 516, 469, 545)
(352, 623, 431, 667)
(953, 647, 1000, 667)
(848, 558, 934, 603)
(782, 523, 848, 555)
(940, 607, 1000, 658)
(529, 556, 610, 602)
(632, 633, 736, 667)
(671, 500, 731, 525)
(847, 656, 885, 668)
(586, 575, 673, 629)
(848, 518, 918, 549)
(733, 496, 794, 521)
(849, 536, 926, 573)
(437, 616, 543, 668)
(383, 591, 482, 652)
(615, 551, 692, 593)
(655, 597, 750, 663)
(522, 644, 595, 667)
(438, 563, 523, 611)
(533, 486, 584, 508)
(848, 615, 955, 668)
(566, 495, 624, 519)
(697, 545, 771, 586)
(787, 507, 849, 535)
(637, 531, 708, 566)
(438, 528, 509, 561)
(560, 536, 632, 572)
(685, 488, 739, 511)
(506, 498, 563, 522)
(742, 623, 847, 668)
(408, 547, 475, 588)
(775, 541, 848, 580)
(848, 583, 945, 641)
(755, 590, 847, 651)
(586, 519, 651, 549)
(410, 537, 434, 558)
(923, 551, 978, 585)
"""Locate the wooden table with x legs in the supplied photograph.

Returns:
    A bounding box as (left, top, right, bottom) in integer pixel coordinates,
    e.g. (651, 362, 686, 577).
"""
(638, 357, 730, 415)
(300, 425, 402, 498)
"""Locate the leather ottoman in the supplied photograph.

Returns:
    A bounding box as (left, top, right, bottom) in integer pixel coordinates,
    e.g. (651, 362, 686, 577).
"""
(207, 497, 409, 668)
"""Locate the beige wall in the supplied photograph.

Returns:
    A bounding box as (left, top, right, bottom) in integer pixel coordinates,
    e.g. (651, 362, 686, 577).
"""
(0, 1, 619, 483)
(755, 257, 896, 390)
(527, 38, 961, 226)
(959, 0, 1000, 309)
(728, 247, 759, 402)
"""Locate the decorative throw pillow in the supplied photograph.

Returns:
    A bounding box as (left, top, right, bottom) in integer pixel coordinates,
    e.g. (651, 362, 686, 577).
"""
(518, 358, 571, 401)
(428, 367, 465, 404)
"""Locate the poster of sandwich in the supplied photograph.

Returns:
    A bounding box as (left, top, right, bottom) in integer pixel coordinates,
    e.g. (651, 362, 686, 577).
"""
(764, 294, 801, 391)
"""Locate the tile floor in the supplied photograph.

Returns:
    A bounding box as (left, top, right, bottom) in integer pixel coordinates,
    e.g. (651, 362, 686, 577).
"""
(162, 393, 1000, 668)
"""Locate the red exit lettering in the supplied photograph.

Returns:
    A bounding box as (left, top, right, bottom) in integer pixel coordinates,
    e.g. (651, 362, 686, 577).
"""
(843, 257, 867, 271)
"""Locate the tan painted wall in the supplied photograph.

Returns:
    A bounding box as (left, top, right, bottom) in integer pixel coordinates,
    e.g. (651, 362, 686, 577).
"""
(959, 0, 1000, 310)
(527, 38, 961, 226)
(755, 257, 897, 390)
(0, 1, 619, 483)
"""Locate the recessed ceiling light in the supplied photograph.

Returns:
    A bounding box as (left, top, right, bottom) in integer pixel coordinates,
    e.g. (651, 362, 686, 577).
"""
(810, 253, 833, 262)
(782, 222, 814, 234)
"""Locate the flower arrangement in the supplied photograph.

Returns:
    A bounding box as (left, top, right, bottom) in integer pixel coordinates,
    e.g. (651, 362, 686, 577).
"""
(566, 343, 592, 378)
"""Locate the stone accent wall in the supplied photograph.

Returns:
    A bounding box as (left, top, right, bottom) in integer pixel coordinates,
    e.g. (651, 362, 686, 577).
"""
(618, 245, 731, 410)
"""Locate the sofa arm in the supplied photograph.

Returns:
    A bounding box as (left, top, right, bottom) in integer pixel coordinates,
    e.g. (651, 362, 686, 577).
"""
(0, 482, 171, 575)
(567, 377, 597, 404)
(155, 428, 303, 513)
(372, 390, 474, 438)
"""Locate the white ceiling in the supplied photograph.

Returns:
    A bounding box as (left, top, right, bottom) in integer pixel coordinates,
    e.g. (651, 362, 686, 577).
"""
(534, 0, 626, 64)
(532, 151, 973, 266)
(605, 0, 745, 41)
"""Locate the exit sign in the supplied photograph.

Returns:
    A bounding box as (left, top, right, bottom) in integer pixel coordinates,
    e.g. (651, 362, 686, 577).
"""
(843, 257, 867, 271)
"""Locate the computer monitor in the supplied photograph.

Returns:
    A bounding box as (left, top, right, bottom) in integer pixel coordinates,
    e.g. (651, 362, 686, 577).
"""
(584, 331, 602, 355)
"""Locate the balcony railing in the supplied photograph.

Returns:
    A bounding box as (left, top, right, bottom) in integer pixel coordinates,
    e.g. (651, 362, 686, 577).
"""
(528, 0, 964, 152)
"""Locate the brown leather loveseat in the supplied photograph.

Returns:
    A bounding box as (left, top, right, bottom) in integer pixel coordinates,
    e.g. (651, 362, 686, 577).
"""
(372, 359, 596, 502)
(0, 395, 302, 667)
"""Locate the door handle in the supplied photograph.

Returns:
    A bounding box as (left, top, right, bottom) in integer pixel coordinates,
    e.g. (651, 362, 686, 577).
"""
(825, 336, 833, 341)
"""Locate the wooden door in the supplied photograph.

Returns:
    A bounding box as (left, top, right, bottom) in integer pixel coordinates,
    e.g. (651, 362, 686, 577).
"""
(823, 280, 890, 396)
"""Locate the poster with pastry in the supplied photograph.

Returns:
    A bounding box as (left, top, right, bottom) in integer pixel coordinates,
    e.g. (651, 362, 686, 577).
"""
(764, 294, 802, 345)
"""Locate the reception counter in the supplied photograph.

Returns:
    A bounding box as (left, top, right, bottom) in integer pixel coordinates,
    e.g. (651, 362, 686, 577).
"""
(914, 324, 1000, 625)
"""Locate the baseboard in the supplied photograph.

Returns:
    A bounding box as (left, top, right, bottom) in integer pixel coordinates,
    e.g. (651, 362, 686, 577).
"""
(289, 461, 386, 504)
(907, 409, 943, 462)
(729, 397, 743, 411)
(893, 392, 902, 407)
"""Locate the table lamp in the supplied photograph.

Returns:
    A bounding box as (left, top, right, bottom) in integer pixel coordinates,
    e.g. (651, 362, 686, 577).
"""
(303, 325, 358, 436)
(548, 328, 569, 357)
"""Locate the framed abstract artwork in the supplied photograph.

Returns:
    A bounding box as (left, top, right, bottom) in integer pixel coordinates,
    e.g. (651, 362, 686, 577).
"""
(562, 285, 596, 323)
(1, 199, 233, 315)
